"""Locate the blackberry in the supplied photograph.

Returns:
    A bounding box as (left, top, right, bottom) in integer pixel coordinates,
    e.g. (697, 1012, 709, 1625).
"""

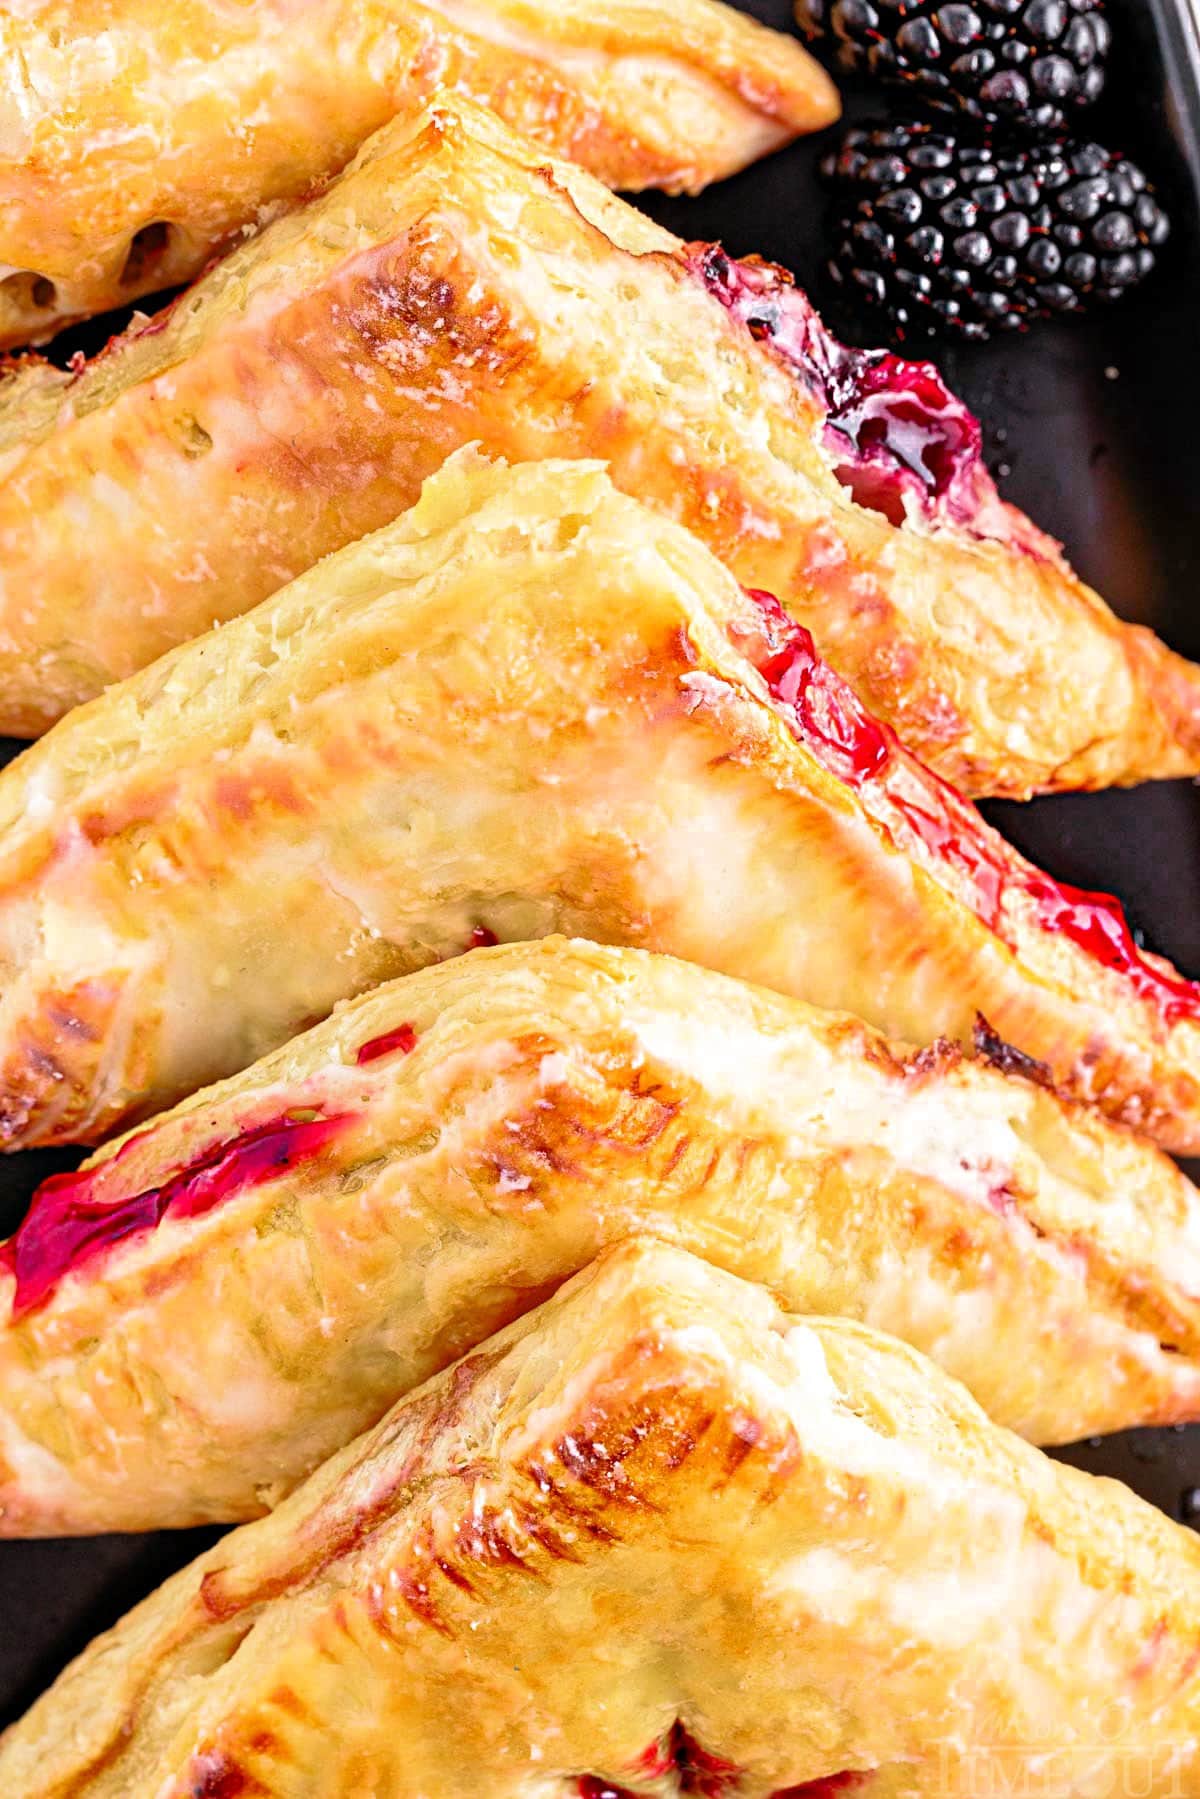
(823, 122, 1170, 340)
(796, 0, 1110, 132)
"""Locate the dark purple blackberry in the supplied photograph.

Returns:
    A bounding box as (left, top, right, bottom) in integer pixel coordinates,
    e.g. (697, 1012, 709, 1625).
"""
(823, 122, 1170, 340)
(796, 0, 1110, 132)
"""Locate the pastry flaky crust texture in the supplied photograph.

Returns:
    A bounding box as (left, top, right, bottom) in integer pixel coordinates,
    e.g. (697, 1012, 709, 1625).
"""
(2, 452, 1200, 1155)
(5, 1241, 1200, 1798)
(0, 98, 1196, 798)
(5, 937, 1200, 1537)
(0, 0, 838, 346)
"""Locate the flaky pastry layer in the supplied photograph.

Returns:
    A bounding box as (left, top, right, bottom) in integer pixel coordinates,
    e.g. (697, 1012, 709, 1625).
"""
(0, 96, 1195, 798)
(4, 936, 1200, 1536)
(4, 1241, 1200, 1797)
(0, 0, 838, 346)
(1, 451, 1199, 1153)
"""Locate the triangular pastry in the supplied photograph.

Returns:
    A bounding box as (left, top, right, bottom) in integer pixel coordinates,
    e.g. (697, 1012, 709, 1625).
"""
(3, 1241, 1200, 1797)
(0, 0, 838, 347)
(4, 936, 1200, 1536)
(1, 452, 1198, 1152)
(0, 97, 1196, 799)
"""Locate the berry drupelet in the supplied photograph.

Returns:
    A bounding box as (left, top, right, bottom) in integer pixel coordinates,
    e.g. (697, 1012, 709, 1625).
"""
(796, 0, 1110, 132)
(823, 122, 1170, 339)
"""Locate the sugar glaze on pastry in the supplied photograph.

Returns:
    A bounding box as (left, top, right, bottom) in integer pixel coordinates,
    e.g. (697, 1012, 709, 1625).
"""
(5, 936, 1200, 1536)
(0, 97, 1196, 801)
(2, 451, 1199, 1155)
(0, 0, 838, 347)
(4, 1241, 1200, 1797)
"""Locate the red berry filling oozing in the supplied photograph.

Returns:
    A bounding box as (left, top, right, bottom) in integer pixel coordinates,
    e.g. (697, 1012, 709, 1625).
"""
(356, 1022, 419, 1064)
(577, 1722, 740, 1795)
(692, 245, 987, 529)
(577, 1728, 871, 1796)
(2, 1109, 357, 1318)
(733, 588, 1200, 1028)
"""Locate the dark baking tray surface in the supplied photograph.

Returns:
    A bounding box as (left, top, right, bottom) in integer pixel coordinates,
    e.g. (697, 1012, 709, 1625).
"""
(2, 0, 1200, 1727)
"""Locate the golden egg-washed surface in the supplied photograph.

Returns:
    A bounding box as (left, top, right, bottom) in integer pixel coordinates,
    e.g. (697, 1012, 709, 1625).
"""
(4, 936, 1200, 1537)
(0, 454, 1198, 1156)
(0, 0, 838, 345)
(5, 1242, 1200, 1796)
(0, 97, 1195, 800)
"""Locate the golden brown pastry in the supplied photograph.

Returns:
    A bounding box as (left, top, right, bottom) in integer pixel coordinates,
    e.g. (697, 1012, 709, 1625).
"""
(3, 450, 1200, 1156)
(1, 97, 1196, 798)
(4, 935, 1200, 1537)
(4, 1239, 1200, 1798)
(0, 0, 838, 348)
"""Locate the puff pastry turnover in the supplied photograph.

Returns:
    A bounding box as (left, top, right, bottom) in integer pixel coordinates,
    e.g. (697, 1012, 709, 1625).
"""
(1, 97, 1196, 800)
(3, 451, 1200, 1155)
(0, 0, 838, 348)
(5, 935, 1200, 1537)
(5, 1240, 1200, 1797)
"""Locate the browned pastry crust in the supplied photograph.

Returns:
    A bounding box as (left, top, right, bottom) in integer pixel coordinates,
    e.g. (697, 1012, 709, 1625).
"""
(4, 936, 1200, 1537)
(0, 0, 838, 347)
(4, 1240, 1200, 1797)
(1, 451, 1199, 1155)
(0, 97, 1195, 798)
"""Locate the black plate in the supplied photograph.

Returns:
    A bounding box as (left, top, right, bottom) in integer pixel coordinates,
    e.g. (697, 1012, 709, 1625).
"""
(2, 0, 1200, 1727)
